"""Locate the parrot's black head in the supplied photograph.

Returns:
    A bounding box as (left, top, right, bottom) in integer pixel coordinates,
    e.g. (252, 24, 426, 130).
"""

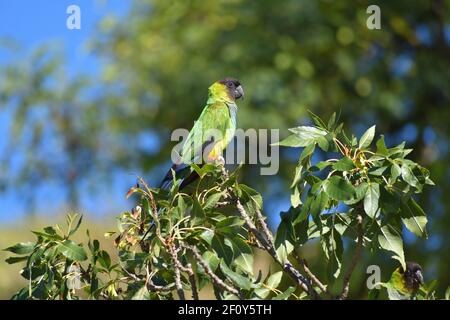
(401, 261, 424, 292)
(218, 77, 244, 100)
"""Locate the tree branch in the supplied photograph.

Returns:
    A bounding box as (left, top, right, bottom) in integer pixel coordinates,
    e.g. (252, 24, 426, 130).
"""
(255, 208, 274, 244)
(340, 214, 364, 300)
(297, 256, 333, 299)
(175, 260, 199, 300)
(168, 245, 185, 300)
(235, 198, 320, 300)
(182, 244, 241, 298)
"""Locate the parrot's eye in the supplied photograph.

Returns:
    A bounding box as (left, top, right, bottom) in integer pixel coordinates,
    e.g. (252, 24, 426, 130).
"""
(226, 82, 234, 88)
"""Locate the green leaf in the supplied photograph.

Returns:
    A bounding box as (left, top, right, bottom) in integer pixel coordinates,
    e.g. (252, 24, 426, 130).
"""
(348, 181, 368, 205)
(274, 134, 307, 147)
(31, 230, 63, 241)
(317, 134, 331, 151)
(58, 240, 88, 262)
(254, 271, 283, 299)
(191, 197, 206, 225)
(273, 286, 296, 300)
(290, 144, 315, 188)
(400, 198, 428, 237)
(118, 250, 147, 270)
(290, 185, 302, 208)
(266, 271, 283, 290)
(219, 261, 252, 290)
(364, 183, 380, 218)
(327, 112, 337, 130)
(287, 126, 328, 146)
(4, 242, 36, 255)
(199, 229, 214, 245)
(239, 184, 263, 209)
(203, 192, 224, 211)
(274, 219, 295, 263)
(376, 135, 389, 155)
(332, 157, 355, 171)
(323, 176, 355, 201)
(377, 224, 405, 270)
(390, 163, 402, 182)
(21, 265, 46, 281)
(307, 218, 330, 239)
(215, 217, 245, 236)
(290, 165, 303, 189)
(68, 214, 83, 237)
(191, 163, 216, 178)
(368, 166, 387, 176)
(321, 226, 343, 278)
(359, 125, 376, 149)
(230, 237, 254, 275)
(131, 285, 149, 300)
(333, 213, 352, 235)
(310, 191, 328, 218)
(201, 251, 220, 273)
(104, 231, 116, 238)
(5, 256, 29, 264)
(98, 250, 112, 269)
(299, 143, 316, 163)
(310, 161, 333, 172)
(307, 110, 327, 129)
(211, 235, 233, 265)
(401, 164, 419, 188)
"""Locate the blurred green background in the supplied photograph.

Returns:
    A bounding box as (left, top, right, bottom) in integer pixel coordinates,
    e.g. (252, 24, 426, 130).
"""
(0, 0, 449, 299)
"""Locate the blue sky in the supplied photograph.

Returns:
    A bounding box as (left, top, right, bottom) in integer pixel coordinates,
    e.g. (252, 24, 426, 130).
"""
(0, 1, 131, 223)
(0, 0, 128, 72)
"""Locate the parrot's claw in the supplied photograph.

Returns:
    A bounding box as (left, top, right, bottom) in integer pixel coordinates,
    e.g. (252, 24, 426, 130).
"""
(216, 156, 226, 166)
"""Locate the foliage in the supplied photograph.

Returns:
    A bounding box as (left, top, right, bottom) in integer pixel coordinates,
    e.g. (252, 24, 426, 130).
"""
(5, 114, 443, 300)
(276, 112, 433, 274)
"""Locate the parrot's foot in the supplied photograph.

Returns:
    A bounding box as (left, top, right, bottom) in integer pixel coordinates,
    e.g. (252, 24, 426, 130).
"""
(216, 156, 226, 166)
(215, 156, 229, 179)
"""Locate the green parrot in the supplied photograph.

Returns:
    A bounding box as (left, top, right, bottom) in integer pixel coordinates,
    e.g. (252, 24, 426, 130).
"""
(142, 77, 244, 240)
(387, 261, 424, 299)
(159, 77, 244, 190)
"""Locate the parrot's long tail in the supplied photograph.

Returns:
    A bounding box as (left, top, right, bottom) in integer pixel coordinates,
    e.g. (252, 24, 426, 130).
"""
(159, 163, 200, 190)
(141, 163, 200, 241)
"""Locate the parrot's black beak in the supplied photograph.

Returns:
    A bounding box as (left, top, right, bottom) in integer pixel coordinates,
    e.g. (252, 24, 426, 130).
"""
(235, 85, 244, 100)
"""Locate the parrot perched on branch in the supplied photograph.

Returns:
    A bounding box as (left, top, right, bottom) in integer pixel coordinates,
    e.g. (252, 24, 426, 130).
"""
(142, 77, 244, 240)
(159, 77, 244, 190)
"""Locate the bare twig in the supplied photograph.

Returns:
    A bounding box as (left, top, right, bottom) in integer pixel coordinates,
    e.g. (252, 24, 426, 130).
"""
(297, 256, 333, 299)
(173, 256, 199, 300)
(146, 279, 175, 292)
(218, 160, 229, 179)
(236, 200, 276, 256)
(168, 245, 186, 300)
(248, 238, 266, 251)
(236, 199, 320, 299)
(340, 214, 364, 300)
(122, 265, 175, 293)
(182, 244, 241, 298)
(255, 208, 274, 244)
(185, 264, 199, 300)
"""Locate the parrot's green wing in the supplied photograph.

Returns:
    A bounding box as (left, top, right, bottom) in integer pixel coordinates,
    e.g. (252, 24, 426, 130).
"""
(159, 100, 237, 190)
(180, 100, 236, 165)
